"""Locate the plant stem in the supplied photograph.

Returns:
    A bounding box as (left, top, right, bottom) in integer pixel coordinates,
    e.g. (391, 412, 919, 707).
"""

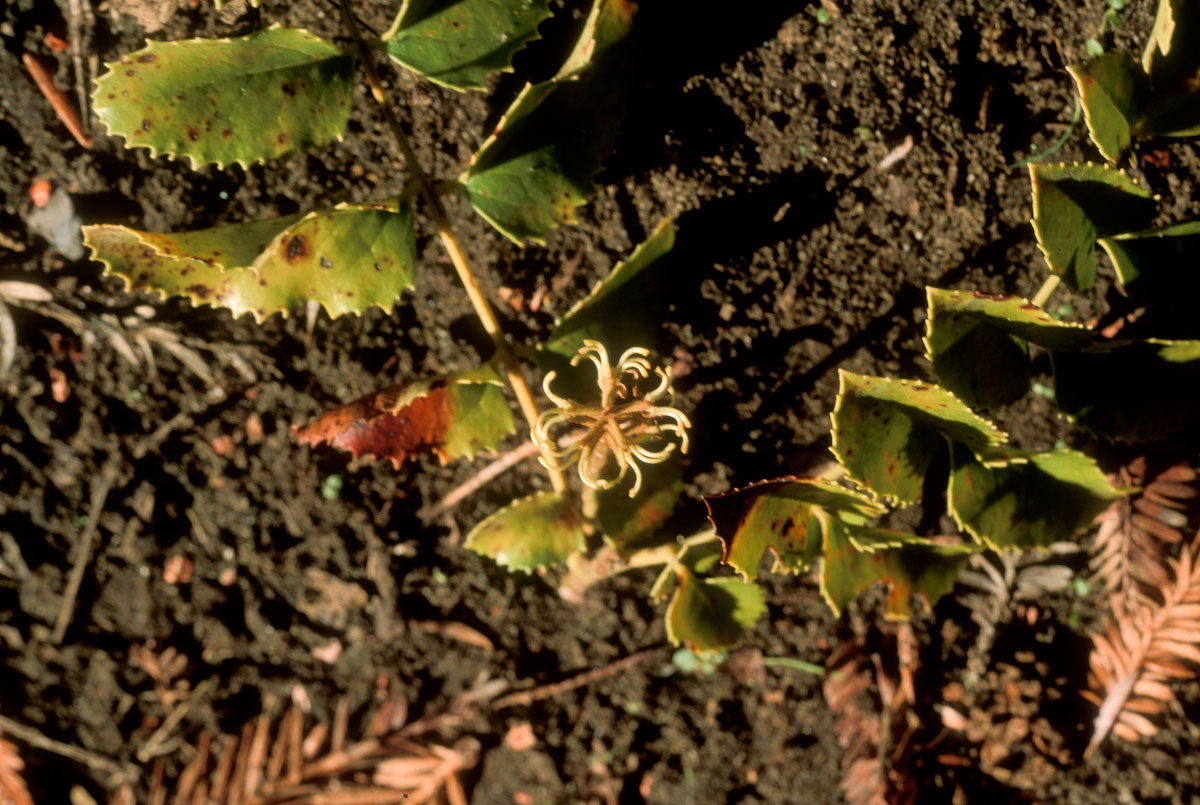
(338, 0, 566, 494)
(1031, 274, 1061, 308)
(761, 656, 825, 675)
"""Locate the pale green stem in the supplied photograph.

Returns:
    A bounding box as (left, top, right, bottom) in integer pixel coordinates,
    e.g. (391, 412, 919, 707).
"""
(1031, 274, 1062, 308)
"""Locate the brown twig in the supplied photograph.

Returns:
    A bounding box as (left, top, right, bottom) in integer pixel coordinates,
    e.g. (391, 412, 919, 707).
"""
(420, 430, 588, 521)
(51, 455, 120, 644)
(66, 0, 90, 131)
(492, 648, 662, 709)
(0, 713, 134, 782)
(22, 52, 92, 148)
(419, 441, 541, 520)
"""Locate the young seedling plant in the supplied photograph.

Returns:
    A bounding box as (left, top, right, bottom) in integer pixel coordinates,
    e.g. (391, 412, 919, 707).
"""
(82, 0, 769, 653)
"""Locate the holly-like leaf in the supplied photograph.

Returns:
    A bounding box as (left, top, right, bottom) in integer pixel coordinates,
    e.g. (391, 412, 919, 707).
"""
(704, 477, 884, 581)
(464, 491, 586, 571)
(539, 217, 675, 361)
(597, 460, 683, 551)
(1068, 52, 1148, 163)
(461, 0, 636, 243)
(948, 443, 1127, 549)
(924, 287, 1091, 409)
(293, 366, 515, 468)
(665, 565, 765, 653)
(1051, 339, 1200, 440)
(93, 25, 354, 168)
(1029, 163, 1156, 292)
(382, 0, 552, 91)
(830, 371, 1007, 505)
(84, 202, 417, 321)
(1100, 220, 1200, 307)
(819, 516, 976, 620)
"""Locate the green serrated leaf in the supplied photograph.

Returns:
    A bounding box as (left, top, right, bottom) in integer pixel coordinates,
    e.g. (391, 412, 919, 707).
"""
(1051, 338, 1200, 440)
(539, 217, 675, 362)
(830, 371, 1007, 505)
(665, 566, 765, 652)
(924, 287, 1092, 409)
(1099, 219, 1200, 307)
(464, 491, 585, 571)
(819, 516, 976, 620)
(1029, 162, 1156, 292)
(1068, 52, 1147, 163)
(704, 477, 885, 581)
(93, 26, 354, 168)
(85, 203, 417, 321)
(462, 0, 635, 243)
(947, 443, 1126, 549)
(440, 367, 516, 461)
(383, 0, 552, 91)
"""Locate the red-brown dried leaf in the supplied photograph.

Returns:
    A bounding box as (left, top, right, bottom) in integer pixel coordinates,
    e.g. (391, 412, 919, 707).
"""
(0, 731, 33, 805)
(294, 383, 453, 469)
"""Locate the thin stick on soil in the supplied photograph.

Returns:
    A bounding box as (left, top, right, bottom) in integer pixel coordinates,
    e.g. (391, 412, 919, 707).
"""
(491, 648, 663, 709)
(51, 455, 120, 644)
(0, 713, 134, 781)
(419, 441, 541, 521)
(66, 0, 90, 131)
(336, 0, 566, 495)
(21, 53, 92, 148)
(421, 430, 588, 521)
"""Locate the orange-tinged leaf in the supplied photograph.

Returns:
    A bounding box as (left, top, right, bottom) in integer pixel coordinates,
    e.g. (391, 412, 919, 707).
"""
(293, 367, 514, 468)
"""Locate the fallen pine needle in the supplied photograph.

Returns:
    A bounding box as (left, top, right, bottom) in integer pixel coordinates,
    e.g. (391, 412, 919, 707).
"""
(22, 52, 92, 148)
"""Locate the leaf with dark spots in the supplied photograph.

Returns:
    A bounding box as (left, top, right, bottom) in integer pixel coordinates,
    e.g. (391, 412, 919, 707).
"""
(1029, 162, 1156, 292)
(831, 371, 1006, 504)
(93, 25, 353, 168)
(924, 287, 1092, 409)
(293, 366, 514, 469)
(947, 443, 1127, 549)
(83, 202, 417, 321)
(820, 517, 976, 620)
(665, 566, 765, 653)
(285, 235, 307, 262)
(383, 0, 552, 91)
(704, 477, 883, 581)
(464, 492, 585, 572)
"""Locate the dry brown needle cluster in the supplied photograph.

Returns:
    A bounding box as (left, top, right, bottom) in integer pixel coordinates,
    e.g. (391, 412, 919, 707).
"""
(1083, 531, 1200, 759)
(1082, 459, 1200, 759)
(823, 623, 920, 805)
(1090, 459, 1198, 602)
(108, 687, 481, 805)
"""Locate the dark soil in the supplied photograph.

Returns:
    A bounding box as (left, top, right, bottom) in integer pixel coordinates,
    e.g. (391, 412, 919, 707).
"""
(2, 0, 1199, 803)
